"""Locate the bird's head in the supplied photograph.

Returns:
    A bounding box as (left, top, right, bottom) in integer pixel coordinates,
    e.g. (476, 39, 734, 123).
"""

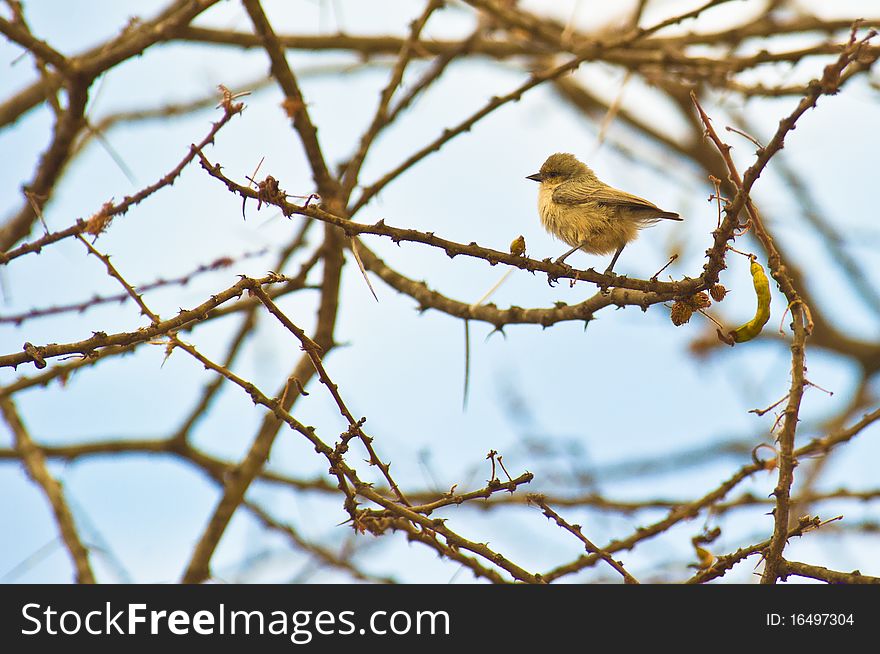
(526, 152, 594, 184)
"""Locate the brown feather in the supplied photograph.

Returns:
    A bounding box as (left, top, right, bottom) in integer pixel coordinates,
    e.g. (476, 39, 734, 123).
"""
(553, 181, 680, 220)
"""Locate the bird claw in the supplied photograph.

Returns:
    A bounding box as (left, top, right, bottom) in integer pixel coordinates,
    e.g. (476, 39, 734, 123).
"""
(555, 260, 574, 273)
(553, 255, 572, 267)
(547, 259, 574, 287)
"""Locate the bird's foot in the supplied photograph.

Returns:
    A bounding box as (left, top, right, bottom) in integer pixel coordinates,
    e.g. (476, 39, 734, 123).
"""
(598, 268, 623, 294)
(553, 254, 572, 266)
(546, 258, 573, 287)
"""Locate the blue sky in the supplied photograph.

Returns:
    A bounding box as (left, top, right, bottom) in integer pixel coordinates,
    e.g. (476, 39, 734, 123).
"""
(1, 0, 878, 583)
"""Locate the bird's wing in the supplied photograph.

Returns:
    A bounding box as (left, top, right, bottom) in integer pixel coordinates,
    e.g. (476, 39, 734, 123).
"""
(552, 180, 659, 211)
(552, 180, 681, 221)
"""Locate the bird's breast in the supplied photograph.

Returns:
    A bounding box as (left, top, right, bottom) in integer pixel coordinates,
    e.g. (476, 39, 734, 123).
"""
(536, 183, 636, 255)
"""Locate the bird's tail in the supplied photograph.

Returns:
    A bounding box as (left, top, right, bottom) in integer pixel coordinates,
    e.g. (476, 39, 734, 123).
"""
(636, 210, 682, 226)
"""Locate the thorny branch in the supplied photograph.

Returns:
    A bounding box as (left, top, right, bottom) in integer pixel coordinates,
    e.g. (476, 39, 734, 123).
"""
(690, 26, 877, 584)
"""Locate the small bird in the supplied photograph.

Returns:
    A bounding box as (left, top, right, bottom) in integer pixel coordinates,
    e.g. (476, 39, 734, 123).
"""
(527, 153, 681, 274)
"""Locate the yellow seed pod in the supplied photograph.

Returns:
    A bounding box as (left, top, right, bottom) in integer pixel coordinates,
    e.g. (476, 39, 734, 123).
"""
(728, 258, 771, 343)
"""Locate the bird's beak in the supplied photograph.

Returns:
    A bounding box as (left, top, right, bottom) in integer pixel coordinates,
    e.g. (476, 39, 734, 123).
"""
(526, 173, 543, 182)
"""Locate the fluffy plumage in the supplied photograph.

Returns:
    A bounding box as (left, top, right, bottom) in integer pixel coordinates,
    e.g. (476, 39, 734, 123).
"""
(527, 153, 681, 272)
